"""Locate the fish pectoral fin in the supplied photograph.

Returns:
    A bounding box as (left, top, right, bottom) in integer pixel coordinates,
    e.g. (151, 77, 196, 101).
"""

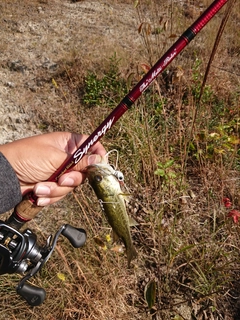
(112, 230, 119, 243)
(118, 193, 132, 203)
(128, 215, 139, 227)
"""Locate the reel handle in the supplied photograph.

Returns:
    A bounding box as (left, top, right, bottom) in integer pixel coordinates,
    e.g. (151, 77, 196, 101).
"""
(62, 224, 87, 248)
(17, 283, 46, 306)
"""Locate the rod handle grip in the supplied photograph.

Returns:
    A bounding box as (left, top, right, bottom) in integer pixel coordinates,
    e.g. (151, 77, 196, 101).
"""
(14, 193, 43, 221)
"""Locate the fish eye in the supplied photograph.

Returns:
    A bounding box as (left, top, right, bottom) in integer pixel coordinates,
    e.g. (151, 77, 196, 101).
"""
(94, 175, 102, 182)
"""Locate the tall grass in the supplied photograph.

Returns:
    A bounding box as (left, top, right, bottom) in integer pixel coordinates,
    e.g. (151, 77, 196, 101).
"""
(0, 0, 239, 319)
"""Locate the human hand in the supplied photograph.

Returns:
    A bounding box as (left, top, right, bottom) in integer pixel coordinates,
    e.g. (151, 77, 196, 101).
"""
(0, 132, 106, 206)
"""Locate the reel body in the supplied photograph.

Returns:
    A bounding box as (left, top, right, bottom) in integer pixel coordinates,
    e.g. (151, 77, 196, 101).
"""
(0, 221, 86, 306)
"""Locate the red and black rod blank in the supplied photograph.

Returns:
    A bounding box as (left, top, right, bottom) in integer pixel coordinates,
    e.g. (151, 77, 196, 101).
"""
(11, 0, 228, 226)
(48, 0, 228, 182)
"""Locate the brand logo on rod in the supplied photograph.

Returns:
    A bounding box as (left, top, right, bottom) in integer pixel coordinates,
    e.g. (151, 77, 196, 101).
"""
(73, 117, 115, 164)
(140, 50, 177, 93)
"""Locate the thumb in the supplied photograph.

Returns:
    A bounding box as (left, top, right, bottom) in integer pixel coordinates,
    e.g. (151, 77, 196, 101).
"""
(87, 154, 108, 165)
(74, 154, 107, 171)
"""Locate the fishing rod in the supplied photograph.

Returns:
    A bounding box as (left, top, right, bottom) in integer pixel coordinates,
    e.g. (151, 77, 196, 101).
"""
(9, 0, 228, 226)
(0, 0, 228, 305)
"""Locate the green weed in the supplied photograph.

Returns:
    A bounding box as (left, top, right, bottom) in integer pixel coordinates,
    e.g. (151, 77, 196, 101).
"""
(83, 53, 128, 108)
(1, 1, 239, 319)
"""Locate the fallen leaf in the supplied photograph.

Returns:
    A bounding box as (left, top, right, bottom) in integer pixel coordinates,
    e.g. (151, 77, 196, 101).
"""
(228, 209, 240, 224)
(223, 197, 232, 208)
(105, 234, 112, 243)
(57, 273, 66, 281)
(144, 280, 157, 309)
(111, 245, 124, 253)
(140, 63, 151, 73)
(52, 78, 58, 88)
(94, 237, 105, 247)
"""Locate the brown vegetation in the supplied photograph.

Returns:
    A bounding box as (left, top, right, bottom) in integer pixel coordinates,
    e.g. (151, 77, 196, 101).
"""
(0, 0, 239, 319)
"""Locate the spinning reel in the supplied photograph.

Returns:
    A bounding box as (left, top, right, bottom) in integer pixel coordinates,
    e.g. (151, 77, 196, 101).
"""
(0, 219, 86, 306)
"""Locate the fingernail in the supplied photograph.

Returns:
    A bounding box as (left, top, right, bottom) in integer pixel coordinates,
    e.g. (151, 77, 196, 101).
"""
(37, 198, 50, 206)
(60, 177, 75, 186)
(35, 185, 51, 196)
(88, 154, 102, 165)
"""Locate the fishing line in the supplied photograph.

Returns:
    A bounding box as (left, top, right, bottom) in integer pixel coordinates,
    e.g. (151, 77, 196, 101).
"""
(10, 0, 229, 225)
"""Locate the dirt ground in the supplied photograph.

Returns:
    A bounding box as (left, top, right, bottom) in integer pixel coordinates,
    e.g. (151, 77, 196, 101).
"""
(0, 0, 143, 144)
(1, 0, 238, 145)
(0, 1, 239, 319)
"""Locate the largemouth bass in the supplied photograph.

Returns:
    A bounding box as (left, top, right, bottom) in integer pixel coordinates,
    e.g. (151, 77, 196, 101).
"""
(86, 162, 137, 267)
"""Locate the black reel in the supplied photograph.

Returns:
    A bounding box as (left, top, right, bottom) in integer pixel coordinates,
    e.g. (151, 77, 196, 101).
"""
(0, 221, 86, 306)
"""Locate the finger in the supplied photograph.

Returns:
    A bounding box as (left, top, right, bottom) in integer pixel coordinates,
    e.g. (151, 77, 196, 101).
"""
(20, 184, 70, 206)
(73, 153, 107, 172)
(22, 154, 105, 199)
(22, 153, 106, 197)
(59, 154, 108, 187)
(58, 171, 84, 187)
(58, 154, 107, 186)
(34, 181, 74, 201)
(89, 140, 107, 157)
(36, 195, 65, 206)
(71, 133, 107, 156)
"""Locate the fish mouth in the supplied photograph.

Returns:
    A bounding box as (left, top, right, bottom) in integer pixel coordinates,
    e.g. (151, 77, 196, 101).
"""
(81, 163, 99, 173)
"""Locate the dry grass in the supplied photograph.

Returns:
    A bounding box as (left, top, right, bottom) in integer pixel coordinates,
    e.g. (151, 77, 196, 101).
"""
(0, 0, 240, 319)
